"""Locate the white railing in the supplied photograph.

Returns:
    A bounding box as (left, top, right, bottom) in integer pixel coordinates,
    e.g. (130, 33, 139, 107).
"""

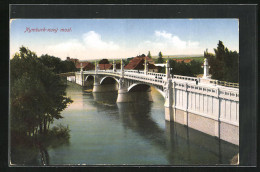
(78, 70, 239, 90)
(209, 79, 239, 88)
(80, 70, 166, 85)
(173, 74, 198, 81)
(173, 79, 239, 101)
(124, 73, 165, 86)
(173, 79, 239, 127)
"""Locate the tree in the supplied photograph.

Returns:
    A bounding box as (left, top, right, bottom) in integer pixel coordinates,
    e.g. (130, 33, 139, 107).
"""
(190, 60, 203, 76)
(39, 54, 76, 73)
(10, 46, 73, 137)
(207, 41, 239, 82)
(147, 51, 152, 58)
(99, 59, 109, 64)
(60, 60, 77, 73)
(157, 51, 164, 63)
(168, 59, 203, 77)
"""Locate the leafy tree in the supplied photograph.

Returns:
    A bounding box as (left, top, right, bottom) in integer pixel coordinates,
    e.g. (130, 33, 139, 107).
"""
(207, 41, 239, 82)
(190, 60, 203, 76)
(147, 51, 152, 58)
(60, 60, 77, 73)
(10, 46, 73, 137)
(39, 54, 62, 73)
(39, 54, 76, 73)
(168, 59, 203, 77)
(157, 51, 164, 63)
(99, 59, 109, 64)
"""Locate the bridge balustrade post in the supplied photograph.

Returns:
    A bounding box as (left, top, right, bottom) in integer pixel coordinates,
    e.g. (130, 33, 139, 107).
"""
(214, 88, 220, 138)
(144, 58, 148, 75)
(164, 79, 174, 121)
(80, 63, 85, 86)
(183, 83, 188, 125)
(121, 59, 124, 77)
(95, 61, 100, 74)
(113, 60, 116, 72)
(166, 60, 171, 79)
(203, 58, 210, 79)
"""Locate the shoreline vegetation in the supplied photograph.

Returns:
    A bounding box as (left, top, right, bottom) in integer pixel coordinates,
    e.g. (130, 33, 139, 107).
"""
(10, 46, 73, 165)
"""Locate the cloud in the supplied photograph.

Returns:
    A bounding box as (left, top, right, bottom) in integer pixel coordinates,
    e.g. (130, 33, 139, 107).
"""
(83, 31, 119, 50)
(45, 30, 202, 60)
(138, 30, 201, 55)
(154, 30, 199, 49)
(46, 39, 85, 58)
(46, 31, 121, 60)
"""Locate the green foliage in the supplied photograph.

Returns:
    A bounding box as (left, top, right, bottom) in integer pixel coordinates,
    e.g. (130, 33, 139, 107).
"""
(206, 41, 239, 82)
(157, 51, 164, 63)
(168, 59, 203, 77)
(147, 51, 151, 58)
(99, 59, 109, 64)
(39, 54, 76, 73)
(10, 46, 73, 138)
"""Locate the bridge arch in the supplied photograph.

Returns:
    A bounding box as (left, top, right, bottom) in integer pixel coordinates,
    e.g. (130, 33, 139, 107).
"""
(128, 83, 165, 98)
(100, 76, 120, 85)
(85, 75, 94, 81)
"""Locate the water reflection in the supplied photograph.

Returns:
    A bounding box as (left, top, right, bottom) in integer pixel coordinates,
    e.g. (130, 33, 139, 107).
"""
(90, 86, 238, 165)
(37, 82, 239, 165)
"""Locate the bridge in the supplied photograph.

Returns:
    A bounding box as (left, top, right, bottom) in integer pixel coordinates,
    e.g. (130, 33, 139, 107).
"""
(69, 58, 239, 145)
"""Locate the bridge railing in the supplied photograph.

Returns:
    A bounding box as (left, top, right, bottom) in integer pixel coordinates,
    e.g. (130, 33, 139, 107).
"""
(173, 75, 198, 81)
(209, 79, 239, 88)
(80, 70, 239, 89)
(123, 70, 166, 79)
(124, 69, 144, 75)
(147, 72, 166, 78)
(174, 79, 239, 101)
(124, 73, 165, 85)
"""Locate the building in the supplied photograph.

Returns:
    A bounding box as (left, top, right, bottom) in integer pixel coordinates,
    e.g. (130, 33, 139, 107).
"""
(98, 64, 113, 70)
(66, 57, 79, 64)
(173, 59, 193, 63)
(124, 56, 158, 72)
(76, 62, 95, 71)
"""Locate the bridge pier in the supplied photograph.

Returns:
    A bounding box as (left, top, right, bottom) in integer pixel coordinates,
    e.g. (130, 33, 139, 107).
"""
(93, 75, 118, 93)
(117, 78, 153, 103)
(116, 87, 129, 102)
(164, 60, 175, 121)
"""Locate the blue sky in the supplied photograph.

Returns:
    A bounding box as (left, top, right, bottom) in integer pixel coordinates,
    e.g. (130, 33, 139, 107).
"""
(10, 19, 239, 60)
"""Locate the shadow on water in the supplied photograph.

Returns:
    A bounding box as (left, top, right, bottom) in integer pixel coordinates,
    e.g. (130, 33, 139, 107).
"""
(11, 124, 71, 166)
(90, 86, 238, 165)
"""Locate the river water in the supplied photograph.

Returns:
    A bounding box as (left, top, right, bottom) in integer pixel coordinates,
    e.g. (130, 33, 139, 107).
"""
(47, 82, 238, 165)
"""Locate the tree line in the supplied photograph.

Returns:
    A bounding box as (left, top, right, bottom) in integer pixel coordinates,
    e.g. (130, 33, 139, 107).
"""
(205, 40, 239, 83)
(10, 46, 73, 158)
(39, 54, 77, 73)
(152, 41, 238, 82)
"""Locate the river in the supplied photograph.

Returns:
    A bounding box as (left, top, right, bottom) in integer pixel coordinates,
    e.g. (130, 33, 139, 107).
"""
(44, 82, 238, 165)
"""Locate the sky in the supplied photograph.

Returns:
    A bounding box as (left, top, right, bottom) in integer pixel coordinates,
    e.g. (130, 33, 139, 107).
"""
(10, 19, 239, 60)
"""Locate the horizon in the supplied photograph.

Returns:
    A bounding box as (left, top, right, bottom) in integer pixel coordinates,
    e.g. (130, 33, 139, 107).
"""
(10, 19, 239, 60)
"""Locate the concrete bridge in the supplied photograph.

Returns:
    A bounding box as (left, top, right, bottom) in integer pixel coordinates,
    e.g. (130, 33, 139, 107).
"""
(70, 59, 239, 145)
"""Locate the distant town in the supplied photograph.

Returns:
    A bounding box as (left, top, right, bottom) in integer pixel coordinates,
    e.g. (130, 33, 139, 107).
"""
(66, 54, 204, 77)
